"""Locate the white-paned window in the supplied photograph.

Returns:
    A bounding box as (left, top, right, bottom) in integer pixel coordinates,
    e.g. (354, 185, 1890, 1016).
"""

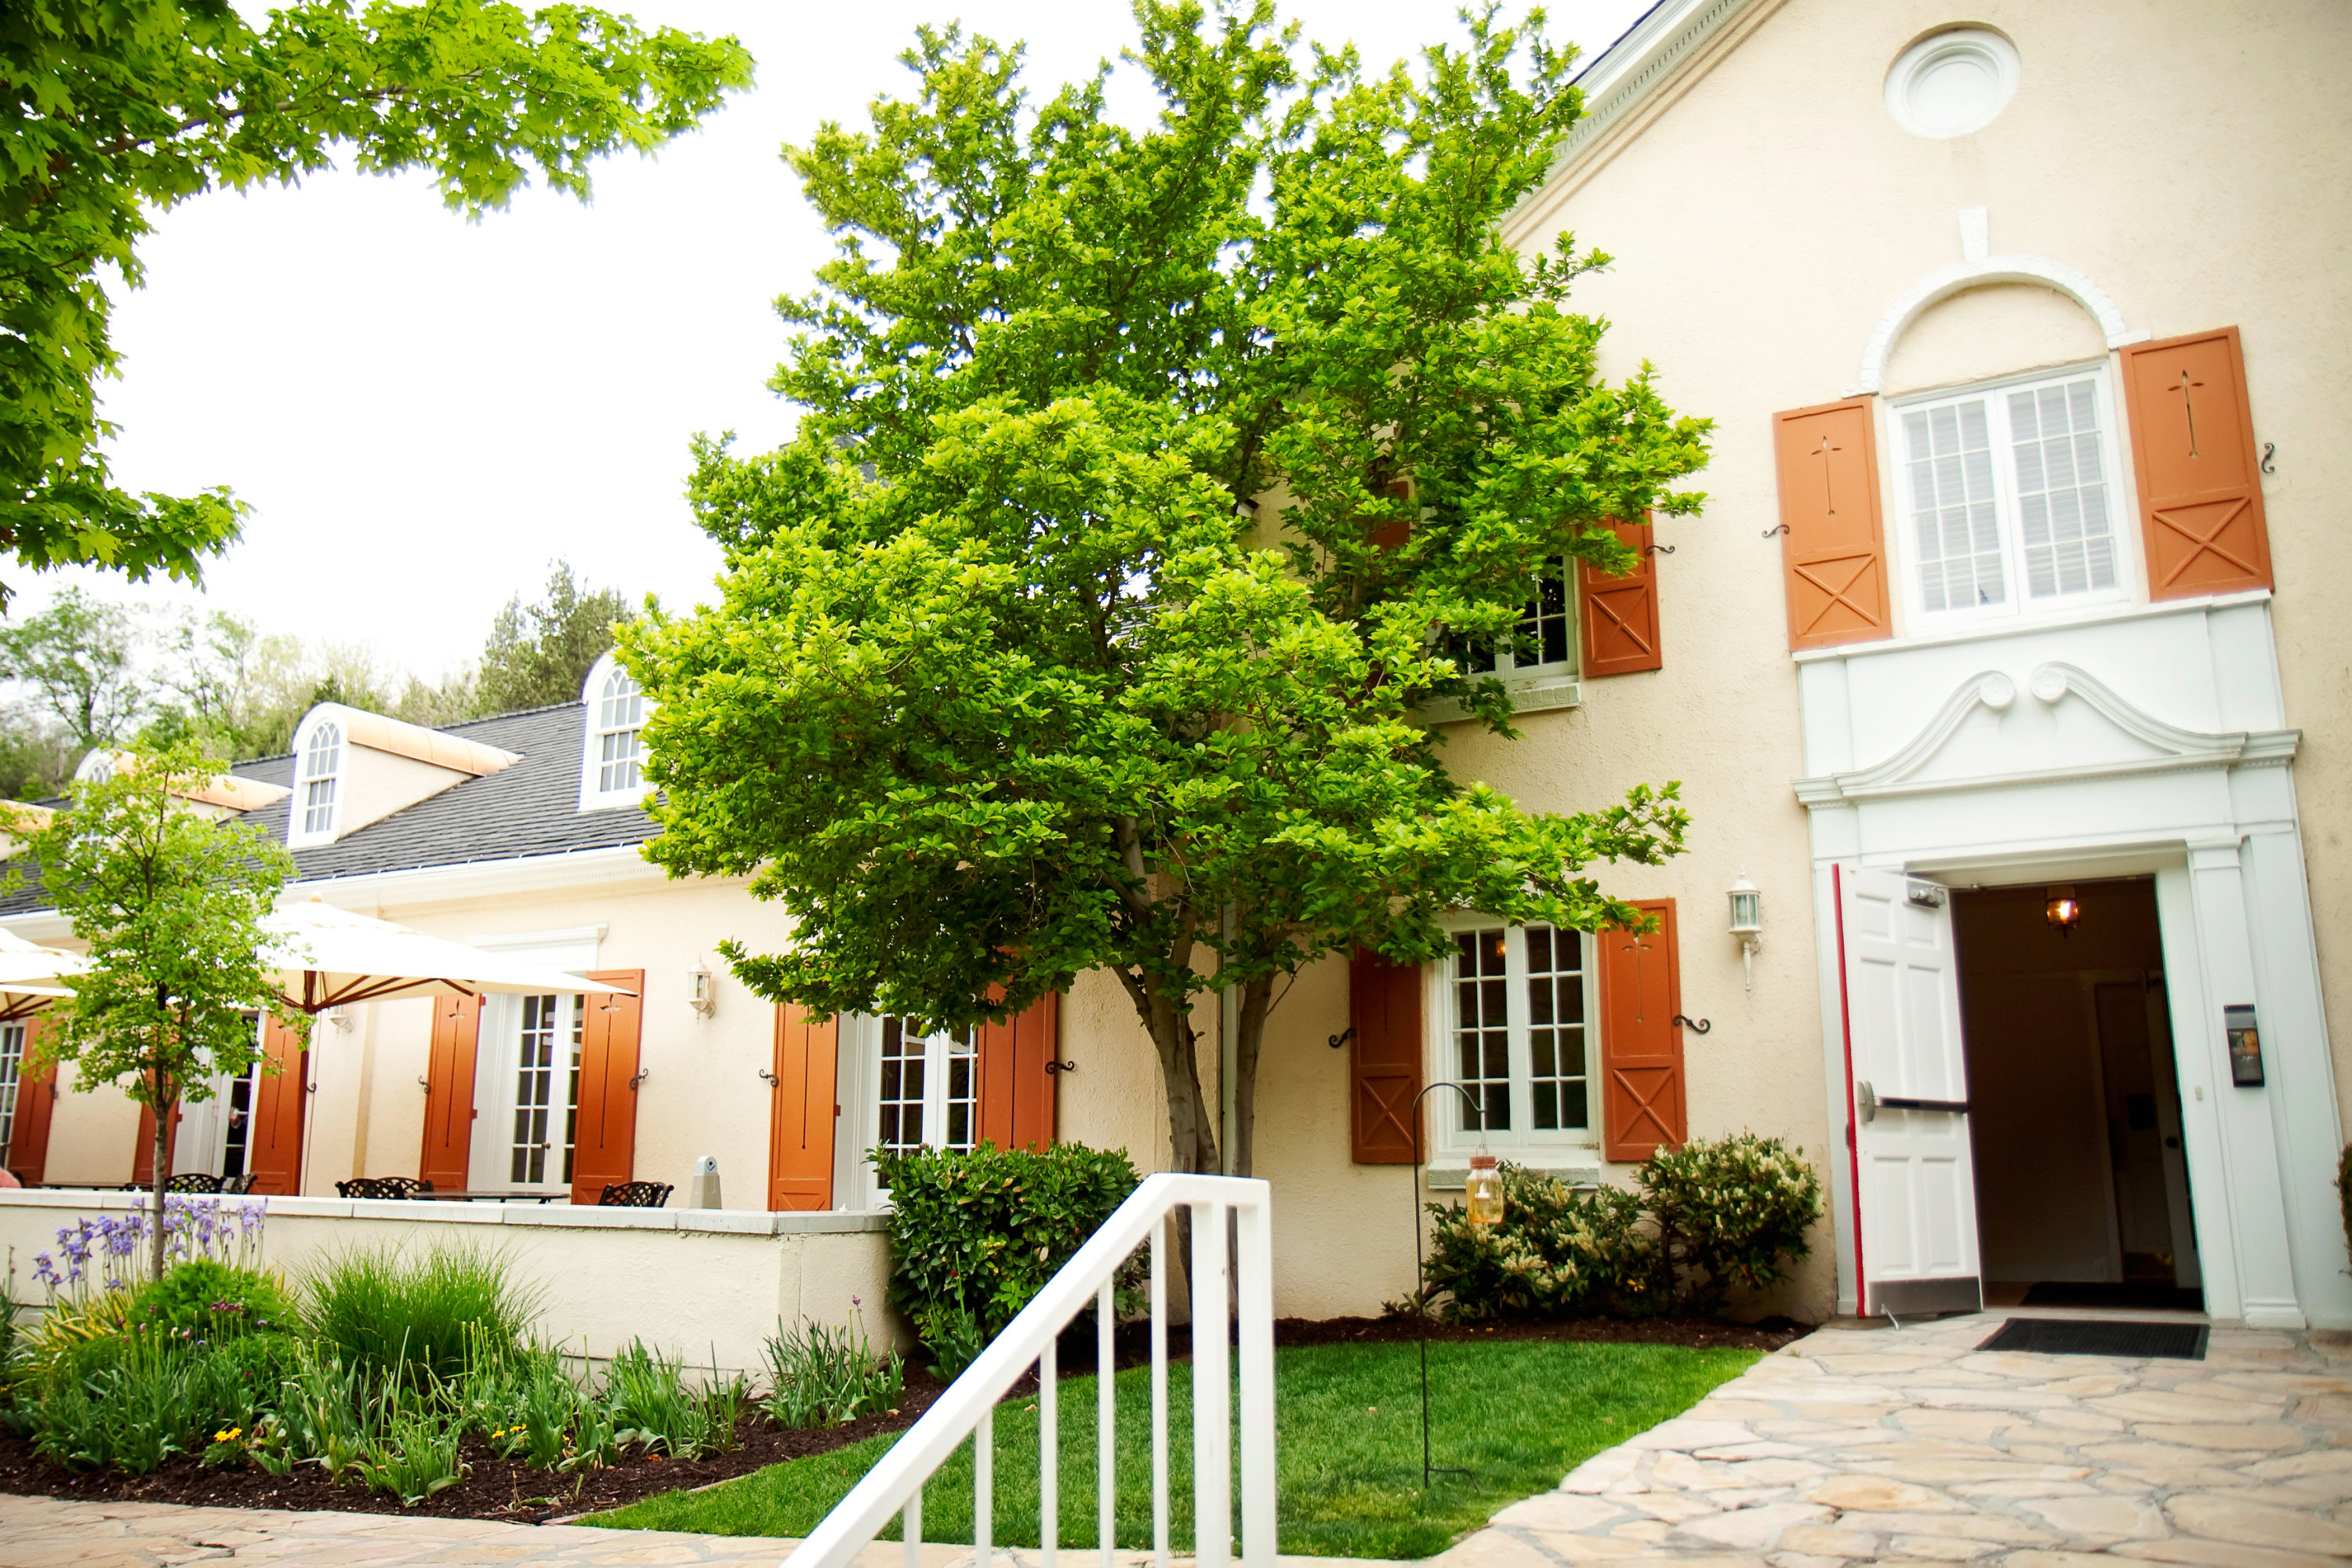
(873, 1017, 978, 1156)
(0, 1022, 24, 1171)
(296, 722, 341, 840)
(1458, 557, 1573, 675)
(1896, 367, 2125, 626)
(578, 653, 653, 810)
(507, 993, 583, 1186)
(1437, 921, 1596, 1158)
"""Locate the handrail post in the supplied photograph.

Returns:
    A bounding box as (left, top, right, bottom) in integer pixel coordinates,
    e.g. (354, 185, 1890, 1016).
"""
(1235, 1192, 1276, 1568)
(1192, 1200, 1231, 1568)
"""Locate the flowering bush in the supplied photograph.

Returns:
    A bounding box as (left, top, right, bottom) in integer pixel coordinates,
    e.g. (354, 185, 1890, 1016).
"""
(32, 1196, 267, 1296)
(1412, 1134, 1824, 1321)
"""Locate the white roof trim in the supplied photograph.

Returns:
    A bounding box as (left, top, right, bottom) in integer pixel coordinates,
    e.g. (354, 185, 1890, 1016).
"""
(1537, 0, 1760, 187)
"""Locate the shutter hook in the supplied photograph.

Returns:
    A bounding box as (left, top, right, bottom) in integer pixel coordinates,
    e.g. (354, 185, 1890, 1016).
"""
(1642, 543, 1675, 556)
(1327, 1026, 1357, 1051)
(626, 1068, 649, 1091)
(757, 1068, 779, 1087)
(1671, 1014, 1711, 1034)
(1762, 523, 1790, 537)
(2261, 441, 2276, 474)
(1043, 1058, 1077, 1075)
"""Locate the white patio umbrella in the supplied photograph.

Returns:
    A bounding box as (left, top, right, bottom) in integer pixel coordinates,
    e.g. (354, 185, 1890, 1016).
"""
(0, 927, 85, 1021)
(260, 898, 634, 1014)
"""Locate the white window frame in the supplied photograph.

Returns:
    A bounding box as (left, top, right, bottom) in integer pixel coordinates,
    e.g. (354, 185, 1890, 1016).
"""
(469, 989, 586, 1195)
(0, 1021, 24, 1173)
(1425, 557, 1584, 723)
(578, 652, 653, 811)
(831, 1012, 981, 1210)
(289, 713, 343, 847)
(1887, 360, 2136, 634)
(1424, 914, 1602, 1167)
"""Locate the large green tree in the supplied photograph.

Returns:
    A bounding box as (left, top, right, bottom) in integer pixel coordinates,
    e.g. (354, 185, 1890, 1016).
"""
(476, 558, 631, 714)
(0, 586, 148, 751)
(624, 2, 1711, 1179)
(2, 0, 751, 604)
(12, 744, 300, 1281)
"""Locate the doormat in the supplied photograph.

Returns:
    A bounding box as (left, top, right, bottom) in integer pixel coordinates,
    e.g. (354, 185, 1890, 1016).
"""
(2021, 1281, 2205, 1312)
(1977, 1317, 2208, 1359)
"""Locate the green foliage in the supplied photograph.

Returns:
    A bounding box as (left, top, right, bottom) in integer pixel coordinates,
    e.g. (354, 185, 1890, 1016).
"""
(2, 0, 751, 599)
(597, 1339, 744, 1459)
(1639, 1134, 1824, 1315)
(467, 1341, 585, 1468)
(18, 1316, 299, 1474)
(11, 742, 301, 1280)
(358, 1399, 467, 1503)
(870, 1142, 1139, 1369)
(762, 1309, 904, 1428)
(624, 3, 1707, 1182)
(593, 1338, 1756, 1560)
(1417, 1138, 1824, 1321)
(303, 1241, 541, 1387)
(477, 559, 635, 714)
(0, 588, 147, 750)
(132, 1260, 297, 1338)
(1416, 1165, 1650, 1321)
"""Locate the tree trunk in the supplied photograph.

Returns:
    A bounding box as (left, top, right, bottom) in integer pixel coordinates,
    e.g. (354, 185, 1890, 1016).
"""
(148, 1067, 174, 1283)
(1229, 974, 1276, 1178)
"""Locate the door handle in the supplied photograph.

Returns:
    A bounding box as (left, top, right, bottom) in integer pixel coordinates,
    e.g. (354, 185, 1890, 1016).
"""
(1857, 1080, 1878, 1124)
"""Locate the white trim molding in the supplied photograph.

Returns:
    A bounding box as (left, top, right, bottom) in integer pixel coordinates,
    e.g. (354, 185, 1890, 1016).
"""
(1795, 662, 2299, 806)
(1854, 253, 2146, 397)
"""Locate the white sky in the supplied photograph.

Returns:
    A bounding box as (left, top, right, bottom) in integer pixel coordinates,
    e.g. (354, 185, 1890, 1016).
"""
(47, 0, 1652, 681)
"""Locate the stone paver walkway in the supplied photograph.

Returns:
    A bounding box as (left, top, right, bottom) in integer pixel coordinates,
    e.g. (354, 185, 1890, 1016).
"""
(0, 1494, 1399, 1568)
(1432, 1312, 2352, 1568)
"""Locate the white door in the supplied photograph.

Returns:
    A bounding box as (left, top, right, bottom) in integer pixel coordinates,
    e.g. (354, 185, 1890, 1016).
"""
(1839, 866, 1984, 1316)
(470, 991, 585, 1195)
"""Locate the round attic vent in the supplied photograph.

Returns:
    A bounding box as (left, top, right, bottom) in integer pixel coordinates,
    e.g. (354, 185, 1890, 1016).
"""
(1886, 27, 2020, 139)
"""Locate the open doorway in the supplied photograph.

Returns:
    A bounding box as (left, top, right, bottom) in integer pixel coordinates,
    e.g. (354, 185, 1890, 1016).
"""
(1951, 877, 2202, 1311)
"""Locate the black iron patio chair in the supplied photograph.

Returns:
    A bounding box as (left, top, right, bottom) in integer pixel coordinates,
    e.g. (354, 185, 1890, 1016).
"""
(597, 1181, 673, 1207)
(165, 1172, 225, 1193)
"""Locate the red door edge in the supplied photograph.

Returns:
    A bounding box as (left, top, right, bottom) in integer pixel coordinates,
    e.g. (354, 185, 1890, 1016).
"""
(1832, 862, 1868, 1319)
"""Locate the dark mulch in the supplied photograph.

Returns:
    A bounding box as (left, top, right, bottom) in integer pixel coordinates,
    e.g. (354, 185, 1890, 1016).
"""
(0, 1312, 1806, 1523)
(0, 1372, 946, 1525)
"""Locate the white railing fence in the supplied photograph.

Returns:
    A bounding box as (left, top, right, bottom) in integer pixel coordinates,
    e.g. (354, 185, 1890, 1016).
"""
(782, 1173, 1276, 1568)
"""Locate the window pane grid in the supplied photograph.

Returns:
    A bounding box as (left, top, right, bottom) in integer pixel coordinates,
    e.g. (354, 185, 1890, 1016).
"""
(593, 670, 646, 796)
(1458, 557, 1570, 675)
(1453, 929, 1511, 1134)
(877, 1017, 978, 1154)
(2009, 378, 2116, 599)
(510, 993, 559, 1183)
(299, 723, 341, 834)
(0, 1022, 22, 1167)
(1904, 400, 2005, 612)
(1526, 926, 1589, 1132)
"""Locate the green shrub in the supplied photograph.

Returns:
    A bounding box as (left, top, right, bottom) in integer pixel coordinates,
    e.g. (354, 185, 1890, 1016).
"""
(763, 1306, 904, 1428)
(134, 1260, 298, 1339)
(303, 1241, 540, 1387)
(1415, 1166, 1650, 1321)
(1414, 1135, 1824, 1322)
(1639, 1134, 1824, 1314)
(358, 1399, 466, 1504)
(468, 1344, 584, 1469)
(872, 1140, 1140, 1369)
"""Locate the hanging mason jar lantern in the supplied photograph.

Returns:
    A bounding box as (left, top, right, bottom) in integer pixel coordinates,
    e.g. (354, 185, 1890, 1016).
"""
(1465, 1152, 1505, 1229)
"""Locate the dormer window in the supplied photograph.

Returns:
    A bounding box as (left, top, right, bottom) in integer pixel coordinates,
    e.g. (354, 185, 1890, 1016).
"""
(291, 720, 342, 844)
(579, 654, 652, 811)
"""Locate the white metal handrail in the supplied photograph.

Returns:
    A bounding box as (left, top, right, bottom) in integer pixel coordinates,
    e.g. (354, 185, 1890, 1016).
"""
(782, 1172, 1276, 1568)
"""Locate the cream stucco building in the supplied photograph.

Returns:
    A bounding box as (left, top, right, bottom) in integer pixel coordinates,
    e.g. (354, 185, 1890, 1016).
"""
(4, 0, 2346, 1335)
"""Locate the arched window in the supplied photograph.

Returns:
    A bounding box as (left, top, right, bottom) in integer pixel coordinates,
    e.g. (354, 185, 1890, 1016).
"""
(579, 655, 651, 809)
(298, 721, 341, 838)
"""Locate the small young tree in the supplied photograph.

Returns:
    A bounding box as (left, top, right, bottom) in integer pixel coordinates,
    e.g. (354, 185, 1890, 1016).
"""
(12, 744, 303, 1280)
(477, 560, 634, 714)
(625, 4, 1711, 1180)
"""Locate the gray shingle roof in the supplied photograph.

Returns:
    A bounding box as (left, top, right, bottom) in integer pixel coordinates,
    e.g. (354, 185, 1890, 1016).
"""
(0, 703, 656, 915)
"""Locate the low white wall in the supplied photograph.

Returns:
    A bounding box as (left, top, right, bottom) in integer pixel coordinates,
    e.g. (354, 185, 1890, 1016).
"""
(0, 1190, 899, 1377)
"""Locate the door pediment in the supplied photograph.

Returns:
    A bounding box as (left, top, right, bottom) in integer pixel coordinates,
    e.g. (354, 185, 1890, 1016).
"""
(1795, 662, 2298, 806)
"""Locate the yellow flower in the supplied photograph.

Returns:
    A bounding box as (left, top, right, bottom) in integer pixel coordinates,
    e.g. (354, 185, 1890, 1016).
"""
(213, 1428, 241, 1443)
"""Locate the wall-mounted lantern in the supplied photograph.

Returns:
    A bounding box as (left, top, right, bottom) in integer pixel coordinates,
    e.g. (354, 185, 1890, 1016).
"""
(1729, 873, 1762, 991)
(688, 967, 715, 1018)
(2045, 885, 2083, 936)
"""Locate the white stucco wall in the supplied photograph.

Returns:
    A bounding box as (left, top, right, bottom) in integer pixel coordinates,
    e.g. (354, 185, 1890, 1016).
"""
(0, 1188, 896, 1375)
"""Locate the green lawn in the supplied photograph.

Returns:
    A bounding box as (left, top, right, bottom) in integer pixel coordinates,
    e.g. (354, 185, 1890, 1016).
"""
(591, 1339, 1754, 1559)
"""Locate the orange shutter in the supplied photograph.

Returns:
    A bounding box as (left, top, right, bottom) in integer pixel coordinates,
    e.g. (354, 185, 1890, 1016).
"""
(1577, 517, 1664, 675)
(768, 1003, 840, 1210)
(246, 1018, 308, 1196)
(1597, 899, 1687, 1162)
(132, 1095, 182, 1185)
(570, 971, 645, 1205)
(1774, 398, 1892, 649)
(1349, 949, 1423, 1163)
(6, 1018, 57, 1185)
(418, 995, 481, 1192)
(977, 993, 1058, 1152)
(2120, 327, 2272, 599)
